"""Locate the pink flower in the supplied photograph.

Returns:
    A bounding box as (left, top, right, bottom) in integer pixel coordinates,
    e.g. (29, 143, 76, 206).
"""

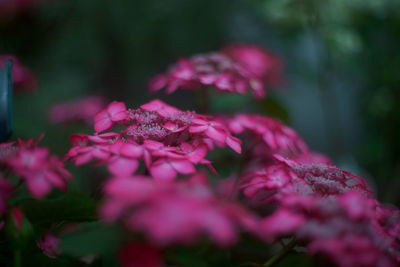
(1, 138, 72, 199)
(49, 96, 106, 125)
(256, 192, 399, 267)
(0, 55, 36, 92)
(94, 101, 128, 133)
(241, 155, 371, 205)
(222, 44, 284, 87)
(148, 44, 283, 99)
(100, 175, 256, 246)
(68, 99, 241, 180)
(37, 233, 61, 259)
(259, 209, 305, 241)
(118, 242, 163, 267)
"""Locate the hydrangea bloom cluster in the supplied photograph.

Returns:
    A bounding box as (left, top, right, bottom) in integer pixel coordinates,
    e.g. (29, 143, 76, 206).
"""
(0, 137, 72, 199)
(0, 55, 37, 92)
(49, 96, 106, 125)
(101, 174, 256, 246)
(66, 99, 241, 181)
(242, 155, 371, 204)
(257, 192, 400, 267)
(239, 154, 400, 266)
(221, 113, 330, 170)
(149, 44, 283, 99)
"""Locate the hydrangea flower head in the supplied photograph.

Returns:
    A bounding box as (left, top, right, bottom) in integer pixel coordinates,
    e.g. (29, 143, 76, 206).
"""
(67, 99, 241, 180)
(222, 43, 284, 86)
(0, 137, 72, 199)
(100, 174, 257, 246)
(257, 192, 400, 267)
(149, 44, 283, 99)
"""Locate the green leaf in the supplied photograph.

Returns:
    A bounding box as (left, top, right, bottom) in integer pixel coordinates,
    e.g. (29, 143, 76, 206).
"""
(169, 247, 210, 267)
(21, 193, 97, 225)
(60, 222, 121, 258)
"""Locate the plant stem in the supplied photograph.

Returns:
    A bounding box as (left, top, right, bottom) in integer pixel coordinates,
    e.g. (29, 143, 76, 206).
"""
(14, 249, 21, 267)
(263, 239, 297, 267)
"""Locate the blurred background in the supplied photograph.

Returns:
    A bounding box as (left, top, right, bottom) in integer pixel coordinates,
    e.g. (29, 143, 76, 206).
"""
(1, 0, 399, 205)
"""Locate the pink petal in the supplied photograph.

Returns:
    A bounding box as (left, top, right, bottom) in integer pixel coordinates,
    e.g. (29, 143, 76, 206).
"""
(108, 157, 139, 177)
(94, 111, 113, 133)
(120, 143, 143, 158)
(26, 173, 52, 198)
(226, 136, 242, 154)
(45, 171, 67, 191)
(150, 160, 177, 181)
(74, 153, 94, 165)
(205, 127, 226, 143)
(170, 159, 195, 174)
(189, 125, 208, 133)
(108, 101, 128, 121)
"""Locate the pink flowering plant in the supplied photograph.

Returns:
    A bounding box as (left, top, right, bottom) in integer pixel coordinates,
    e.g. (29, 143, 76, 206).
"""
(1, 44, 400, 267)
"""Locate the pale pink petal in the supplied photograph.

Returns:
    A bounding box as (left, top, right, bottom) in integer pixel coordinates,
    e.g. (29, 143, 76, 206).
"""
(94, 111, 112, 133)
(226, 136, 242, 154)
(108, 101, 128, 121)
(120, 143, 143, 158)
(26, 173, 52, 198)
(150, 160, 177, 181)
(189, 125, 208, 133)
(205, 127, 226, 143)
(170, 159, 195, 174)
(108, 157, 139, 177)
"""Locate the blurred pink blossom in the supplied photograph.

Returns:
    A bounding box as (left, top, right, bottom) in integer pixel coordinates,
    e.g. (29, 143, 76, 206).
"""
(37, 233, 61, 259)
(49, 96, 106, 125)
(149, 44, 284, 99)
(0, 137, 72, 198)
(101, 174, 257, 246)
(257, 192, 400, 267)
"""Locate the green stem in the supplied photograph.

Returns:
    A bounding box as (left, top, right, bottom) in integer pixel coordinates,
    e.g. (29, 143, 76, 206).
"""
(263, 239, 297, 267)
(14, 249, 21, 267)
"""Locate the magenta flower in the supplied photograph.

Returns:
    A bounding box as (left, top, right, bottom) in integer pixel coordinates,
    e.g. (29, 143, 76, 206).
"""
(220, 113, 328, 171)
(257, 192, 399, 267)
(0, 55, 37, 92)
(94, 101, 128, 133)
(0, 138, 72, 199)
(37, 233, 62, 259)
(67, 99, 241, 180)
(100, 174, 257, 246)
(49, 96, 106, 125)
(222, 44, 284, 87)
(242, 155, 371, 204)
(148, 44, 284, 99)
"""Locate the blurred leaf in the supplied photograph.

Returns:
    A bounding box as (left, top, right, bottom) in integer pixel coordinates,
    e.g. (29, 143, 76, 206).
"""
(60, 222, 121, 258)
(168, 247, 210, 267)
(21, 193, 97, 224)
(258, 95, 289, 122)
